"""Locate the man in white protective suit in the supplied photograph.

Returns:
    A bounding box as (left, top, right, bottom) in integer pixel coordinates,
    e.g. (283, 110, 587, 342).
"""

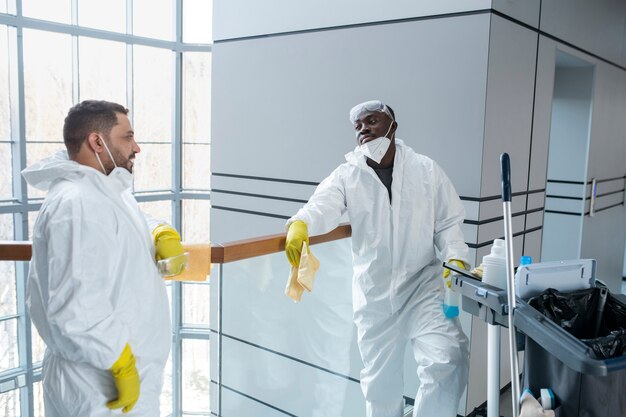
(284, 100, 470, 417)
(23, 100, 185, 416)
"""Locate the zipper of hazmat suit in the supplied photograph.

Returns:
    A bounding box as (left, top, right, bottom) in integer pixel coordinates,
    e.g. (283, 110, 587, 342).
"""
(363, 154, 396, 313)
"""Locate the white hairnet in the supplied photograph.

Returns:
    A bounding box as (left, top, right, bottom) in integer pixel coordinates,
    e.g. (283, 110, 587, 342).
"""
(349, 100, 394, 124)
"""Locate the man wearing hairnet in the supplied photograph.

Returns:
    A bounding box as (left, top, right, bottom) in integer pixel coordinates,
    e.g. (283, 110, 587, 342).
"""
(285, 100, 470, 417)
(23, 100, 185, 416)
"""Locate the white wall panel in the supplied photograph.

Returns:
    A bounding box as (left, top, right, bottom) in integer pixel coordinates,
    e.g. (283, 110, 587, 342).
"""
(210, 207, 289, 242)
(212, 14, 491, 242)
(528, 37, 556, 192)
(540, 0, 626, 66)
(214, 0, 491, 41)
(481, 15, 537, 199)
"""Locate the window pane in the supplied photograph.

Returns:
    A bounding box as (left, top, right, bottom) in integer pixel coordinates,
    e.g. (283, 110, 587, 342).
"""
(0, 25, 10, 142)
(182, 199, 209, 243)
(132, 144, 171, 192)
(183, 283, 209, 325)
(26, 142, 66, 199)
(79, 37, 126, 105)
(34, 381, 44, 417)
(0, 318, 19, 371)
(183, 144, 210, 190)
(0, 144, 12, 200)
(23, 29, 72, 142)
(133, 0, 174, 40)
(137, 200, 172, 225)
(78, 0, 125, 33)
(0, 214, 12, 239)
(183, 0, 212, 44)
(0, 262, 17, 316)
(22, 0, 71, 23)
(160, 351, 172, 417)
(133, 46, 172, 143)
(182, 339, 210, 414)
(32, 323, 46, 364)
(0, 389, 20, 417)
(183, 52, 211, 143)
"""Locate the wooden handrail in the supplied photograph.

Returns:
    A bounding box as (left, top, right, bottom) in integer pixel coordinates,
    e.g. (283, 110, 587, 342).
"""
(0, 224, 352, 264)
(0, 241, 32, 261)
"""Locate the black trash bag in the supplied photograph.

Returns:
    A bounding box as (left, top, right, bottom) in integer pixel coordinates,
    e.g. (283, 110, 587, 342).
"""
(528, 287, 626, 359)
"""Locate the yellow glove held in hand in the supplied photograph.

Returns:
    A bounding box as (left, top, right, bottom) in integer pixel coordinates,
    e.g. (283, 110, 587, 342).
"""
(152, 225, 184, 260)
(443, 259, 467, 284)
(107, 344, 140, 413)
(285, 221, 309, 267)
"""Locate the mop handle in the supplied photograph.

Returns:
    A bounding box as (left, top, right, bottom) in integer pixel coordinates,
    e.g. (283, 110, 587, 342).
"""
(500, 153, 521, 417)
(501, 153, 511, 202)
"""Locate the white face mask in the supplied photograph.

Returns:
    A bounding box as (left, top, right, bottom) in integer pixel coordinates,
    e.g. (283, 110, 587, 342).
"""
(359, 119, 394, 164)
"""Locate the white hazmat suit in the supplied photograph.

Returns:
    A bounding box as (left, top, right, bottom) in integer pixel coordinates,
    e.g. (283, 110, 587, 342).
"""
(288, 139, 469, 417)
(23, 151, 171, 417)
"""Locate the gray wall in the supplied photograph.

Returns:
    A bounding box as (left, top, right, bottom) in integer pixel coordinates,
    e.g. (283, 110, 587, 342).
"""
(211, 1, 626, 415)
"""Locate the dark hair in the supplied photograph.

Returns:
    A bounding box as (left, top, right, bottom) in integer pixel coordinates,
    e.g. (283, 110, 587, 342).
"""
(386, 105, 396, 121)
(63, 100, 128, 156)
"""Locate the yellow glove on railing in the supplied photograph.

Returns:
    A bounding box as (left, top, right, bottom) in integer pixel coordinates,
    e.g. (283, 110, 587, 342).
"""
(152, 225, 186, 276)
(285, 221, 309, 267)
(107, 344, 140, 413)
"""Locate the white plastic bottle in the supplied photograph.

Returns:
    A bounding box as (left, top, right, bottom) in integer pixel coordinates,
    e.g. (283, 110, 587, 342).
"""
(482, 239, 507, 289)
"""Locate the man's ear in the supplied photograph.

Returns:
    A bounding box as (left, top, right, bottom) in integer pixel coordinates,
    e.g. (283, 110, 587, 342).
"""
(87, 132, 102, 152)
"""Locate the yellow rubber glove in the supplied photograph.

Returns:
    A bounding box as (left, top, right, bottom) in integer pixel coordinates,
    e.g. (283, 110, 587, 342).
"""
(285, 221, 309, 267)
(107, 344, 140, 413)
(152, 224, 186, 276)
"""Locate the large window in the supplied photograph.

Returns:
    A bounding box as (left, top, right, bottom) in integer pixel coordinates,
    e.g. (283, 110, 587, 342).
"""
(0, 0, 212, 415)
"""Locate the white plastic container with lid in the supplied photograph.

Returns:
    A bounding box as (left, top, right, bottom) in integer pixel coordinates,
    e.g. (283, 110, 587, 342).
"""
(482, 239, 507, 289)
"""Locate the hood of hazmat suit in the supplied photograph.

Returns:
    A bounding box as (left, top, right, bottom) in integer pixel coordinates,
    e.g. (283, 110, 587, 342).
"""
(287, 139, 469, 417)
(23, 150, 171, 417)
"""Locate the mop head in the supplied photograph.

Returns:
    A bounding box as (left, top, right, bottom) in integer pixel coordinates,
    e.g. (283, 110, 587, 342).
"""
(520, 388, 555, 417)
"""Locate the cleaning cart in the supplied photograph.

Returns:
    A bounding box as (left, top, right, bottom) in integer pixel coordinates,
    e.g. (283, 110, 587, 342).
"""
(447, 259, 626, 416)
(445, 153, 626, 417)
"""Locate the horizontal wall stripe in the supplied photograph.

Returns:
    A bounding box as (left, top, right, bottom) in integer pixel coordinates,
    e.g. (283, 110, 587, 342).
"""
(213, 172, 543, 204)
(546, 194, 584, 201)
(222, 332, 360, 384)
(595, 189, 625, 199)
(595, 175, 626, 184)
(214, 9, 491, 44)
(213, 172, 319, 186)
(463, 207, 544, 226)
(548, 176, 626, 186)
(467, 226, 543, 249)
(547, 179, 586, 185)
(591, 202, 624, 214)
(545, 209, 582, 217)
(221, 384, 296, 417)
(459, 189, 545, 203)
(212, 188, 309, 204)
(212, 205, 291, 220)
